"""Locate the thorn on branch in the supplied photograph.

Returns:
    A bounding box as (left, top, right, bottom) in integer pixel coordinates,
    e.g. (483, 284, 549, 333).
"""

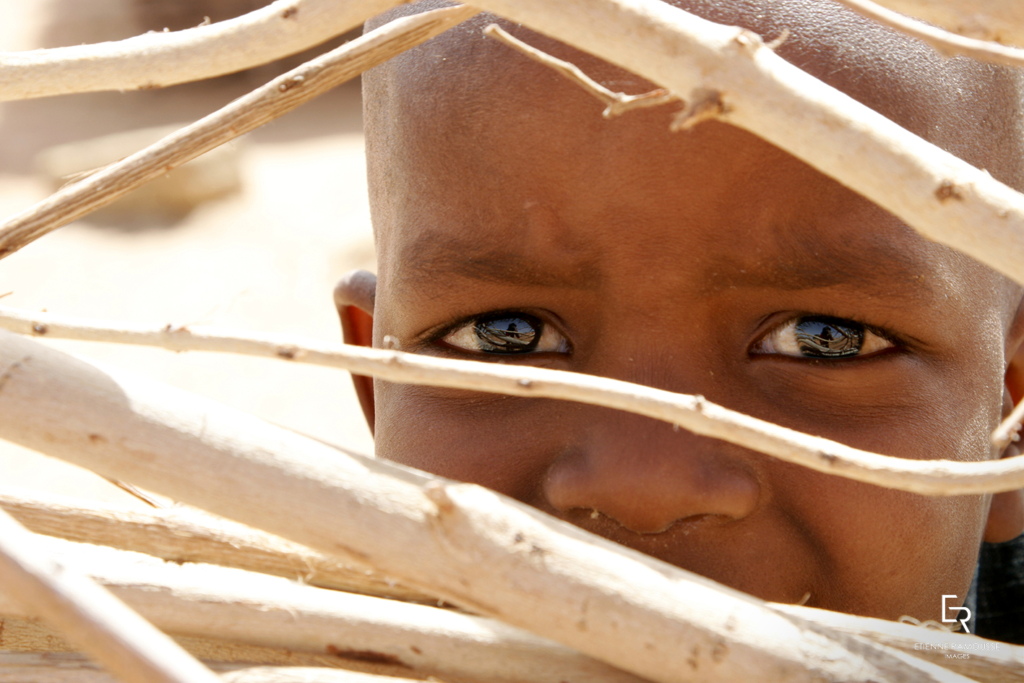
(766, 29, 790, 51)
(483, 24, 681, 120)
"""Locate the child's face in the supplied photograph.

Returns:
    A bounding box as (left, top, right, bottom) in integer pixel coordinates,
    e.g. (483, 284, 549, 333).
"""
(342, 2, 1024, 622)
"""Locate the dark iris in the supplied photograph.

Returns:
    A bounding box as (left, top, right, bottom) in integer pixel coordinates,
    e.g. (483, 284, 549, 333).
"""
(474, 314, 540, 353)
(794, 317, 864, 358)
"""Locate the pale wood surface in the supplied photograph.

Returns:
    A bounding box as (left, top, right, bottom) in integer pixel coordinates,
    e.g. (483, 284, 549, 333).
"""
(0, 619, 419, 676)
(0, 488, 432, 603)
(0, 509, 220, 683)
(0, 653, 427, 683)
(0, 536, 648, 683)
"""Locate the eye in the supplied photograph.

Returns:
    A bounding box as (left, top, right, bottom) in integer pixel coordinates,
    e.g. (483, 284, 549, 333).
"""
(751, 315, 894, 359)
(440, 312, 569, 355)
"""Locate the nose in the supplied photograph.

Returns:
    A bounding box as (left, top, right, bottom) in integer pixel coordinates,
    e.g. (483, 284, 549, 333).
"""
(543, 409, 761, 534)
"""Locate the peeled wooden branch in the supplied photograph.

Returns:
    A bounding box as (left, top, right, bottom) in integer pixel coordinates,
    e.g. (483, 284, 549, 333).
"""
(0, 488, 433, 603)
(836, 0, 1024, 68)
(0, 330, 984, 683)
(0, 537, 648, 683)
(0, 617, 398, 672)
(1, 309, 1021, 496)
(0, 654, 425, 683)
(0, 508, 220, 683)
(869, 0, 1024, 46)
(0, 4, 478, 260)
(0, 0, 404, 101)
(465, 0, 1024, 289)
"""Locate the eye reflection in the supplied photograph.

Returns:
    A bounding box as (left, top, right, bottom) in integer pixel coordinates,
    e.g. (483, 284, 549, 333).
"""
(442, 313, 569, 355)
(753, 315, 893, 359)
(476, 316, 538, 352)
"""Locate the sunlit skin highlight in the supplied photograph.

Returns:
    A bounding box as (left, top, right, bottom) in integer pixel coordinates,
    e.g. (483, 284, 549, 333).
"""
(336, 0, 1024, 625)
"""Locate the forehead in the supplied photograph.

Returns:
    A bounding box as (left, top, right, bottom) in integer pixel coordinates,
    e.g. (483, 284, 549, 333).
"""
(364, 0, 1015, 317)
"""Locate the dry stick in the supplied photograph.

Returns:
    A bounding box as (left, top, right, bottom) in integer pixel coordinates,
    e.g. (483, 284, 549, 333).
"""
(993, 400, 1024, 448)
(869, 0, 1024, 46)
(1, 308, 1021, 496)
(836, 0, 1024, 67)
(0, 536, 649, 683)
(1, 617, 406, 674)
(0, 487, 434, 603)
(0, 330, 984, 683)
(482, 24, 679, 118)
(0, 4, 478, 260)
(0, 655, 426, 683)
(0, 508, 221, 683)
(465, 0, 1024, 288)
(8, 533, 1023, 683)
(0, 0, 404, 101)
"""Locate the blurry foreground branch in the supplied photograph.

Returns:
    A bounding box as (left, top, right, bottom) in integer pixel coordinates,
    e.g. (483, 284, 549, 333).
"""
(869, 0, 1024, 46)
(836, 0, 1024, 68)
(0, 488, 430, 603)
(0, 508, 220, 683)
(0, 536, 646, 683)
(0, 4, 478, 260)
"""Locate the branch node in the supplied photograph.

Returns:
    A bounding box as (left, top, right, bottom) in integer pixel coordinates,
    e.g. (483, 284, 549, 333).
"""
(425, 482, 455, 515)
(670, 91, 728, 131)
(935, 179, 964, 203)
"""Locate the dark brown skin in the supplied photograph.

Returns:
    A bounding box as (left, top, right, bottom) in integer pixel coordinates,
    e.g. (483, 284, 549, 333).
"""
(337, 0, 1024, 623)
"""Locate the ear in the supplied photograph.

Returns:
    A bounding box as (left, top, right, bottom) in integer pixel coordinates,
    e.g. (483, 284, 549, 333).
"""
(334, 270, 377, 435)
(985, 332, 1024, 543)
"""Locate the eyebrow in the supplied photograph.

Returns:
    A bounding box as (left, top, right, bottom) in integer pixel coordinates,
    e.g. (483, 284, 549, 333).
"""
(396, 234, 603, 294)
(394, 226, 936, 305)
(724, 228, 933, 300)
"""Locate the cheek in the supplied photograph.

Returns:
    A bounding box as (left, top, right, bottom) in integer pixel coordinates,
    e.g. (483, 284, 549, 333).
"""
(374, 383, 564, 502)
(779, 462, 986, 618)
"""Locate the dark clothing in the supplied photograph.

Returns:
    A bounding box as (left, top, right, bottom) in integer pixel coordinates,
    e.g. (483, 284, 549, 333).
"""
(973, 533, 1024, 644)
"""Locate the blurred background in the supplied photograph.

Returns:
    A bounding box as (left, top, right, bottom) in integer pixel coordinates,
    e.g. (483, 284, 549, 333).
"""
(0, 0, 376, 506)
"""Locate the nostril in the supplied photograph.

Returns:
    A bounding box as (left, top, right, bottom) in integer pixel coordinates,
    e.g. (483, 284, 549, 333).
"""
(544, 445, 761, 535)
